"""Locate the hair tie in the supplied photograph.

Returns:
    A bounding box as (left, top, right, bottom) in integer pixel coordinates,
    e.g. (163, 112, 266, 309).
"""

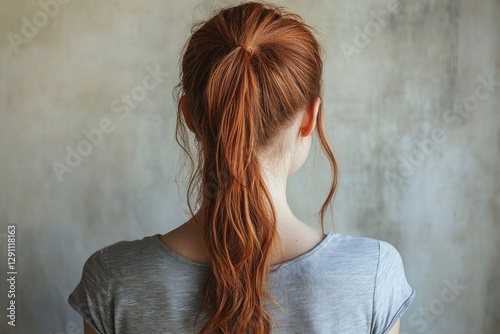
(237, 44, 255, 56)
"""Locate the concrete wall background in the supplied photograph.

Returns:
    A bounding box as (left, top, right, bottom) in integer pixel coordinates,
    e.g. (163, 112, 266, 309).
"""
(0, 0, 498, 333)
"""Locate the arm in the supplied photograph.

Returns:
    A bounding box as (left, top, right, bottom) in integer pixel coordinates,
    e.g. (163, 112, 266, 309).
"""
(387, 319, 400, 334)
(84, 320, 98, 334)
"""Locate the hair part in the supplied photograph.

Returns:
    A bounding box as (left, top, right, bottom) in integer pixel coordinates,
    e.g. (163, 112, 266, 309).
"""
(173, 2, 339, 333)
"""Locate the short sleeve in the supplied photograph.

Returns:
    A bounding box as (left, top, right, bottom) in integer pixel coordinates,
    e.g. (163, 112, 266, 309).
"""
(371, 240, 416, 334)
(68, 248, 114, 334)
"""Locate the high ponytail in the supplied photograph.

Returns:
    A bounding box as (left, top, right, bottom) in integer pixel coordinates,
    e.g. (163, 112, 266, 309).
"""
(197, 44, 280, 333)
(175, 2, 339, 333)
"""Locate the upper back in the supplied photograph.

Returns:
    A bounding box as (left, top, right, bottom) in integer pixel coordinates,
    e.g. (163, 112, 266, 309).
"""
(68, 232, 415, 334)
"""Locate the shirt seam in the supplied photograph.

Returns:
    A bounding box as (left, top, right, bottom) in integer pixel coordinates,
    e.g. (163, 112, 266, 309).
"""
(271, 231, 335, 269)
(151, 235, 212, 269)
(151, 232, 336, 271)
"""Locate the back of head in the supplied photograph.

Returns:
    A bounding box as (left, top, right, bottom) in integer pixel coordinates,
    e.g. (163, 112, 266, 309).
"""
(175, 1, 338, 333)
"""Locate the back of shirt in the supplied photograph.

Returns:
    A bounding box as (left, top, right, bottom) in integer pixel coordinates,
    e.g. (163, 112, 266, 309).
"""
(68, 232, 415, 334)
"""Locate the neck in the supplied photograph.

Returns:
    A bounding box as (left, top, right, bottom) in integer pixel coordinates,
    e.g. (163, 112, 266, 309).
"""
(191, 171, 303, 235)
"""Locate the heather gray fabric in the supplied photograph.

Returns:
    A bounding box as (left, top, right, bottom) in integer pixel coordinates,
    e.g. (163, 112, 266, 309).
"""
(68, 232, 415, 334)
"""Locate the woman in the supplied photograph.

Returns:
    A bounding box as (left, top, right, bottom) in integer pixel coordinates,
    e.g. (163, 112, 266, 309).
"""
(68, 2, 415, 333)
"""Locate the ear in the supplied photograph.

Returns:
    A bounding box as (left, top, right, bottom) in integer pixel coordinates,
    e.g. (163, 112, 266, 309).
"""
(180, 95, 196, 134)
(299, 97, 321, 137)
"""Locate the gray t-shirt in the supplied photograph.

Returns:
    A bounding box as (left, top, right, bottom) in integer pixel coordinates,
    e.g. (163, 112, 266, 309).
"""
(68, 232, 415, 334)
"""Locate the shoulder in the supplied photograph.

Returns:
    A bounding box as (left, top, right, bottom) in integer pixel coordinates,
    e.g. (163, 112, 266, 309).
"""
(329, 233, 404, 266)
(100, 235, 153, 262)
(329, 233, 380, 264)
(312, 233, 382, 287)
(69, 239, 145, 334)
(331, 232, 379, 249)
(370, 239, 416, 333)
(376, 239, 407, 274)
(326, 233, 411, 287)
(329, 234, 415, 332)
(76, 235, 158, 289)
(372, 238, 414, 296)
(98, 234, 157, 278)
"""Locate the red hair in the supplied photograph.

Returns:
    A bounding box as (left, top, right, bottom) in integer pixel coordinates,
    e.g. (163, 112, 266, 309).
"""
(174, 2, 339, 333)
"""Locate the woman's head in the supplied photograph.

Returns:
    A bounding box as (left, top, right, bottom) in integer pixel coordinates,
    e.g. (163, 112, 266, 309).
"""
(178, 0, 329, 175)
(175, 2, 338, 333)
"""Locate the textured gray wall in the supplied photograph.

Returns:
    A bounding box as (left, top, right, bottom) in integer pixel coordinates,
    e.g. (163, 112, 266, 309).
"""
(0, 0, 499, 333)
